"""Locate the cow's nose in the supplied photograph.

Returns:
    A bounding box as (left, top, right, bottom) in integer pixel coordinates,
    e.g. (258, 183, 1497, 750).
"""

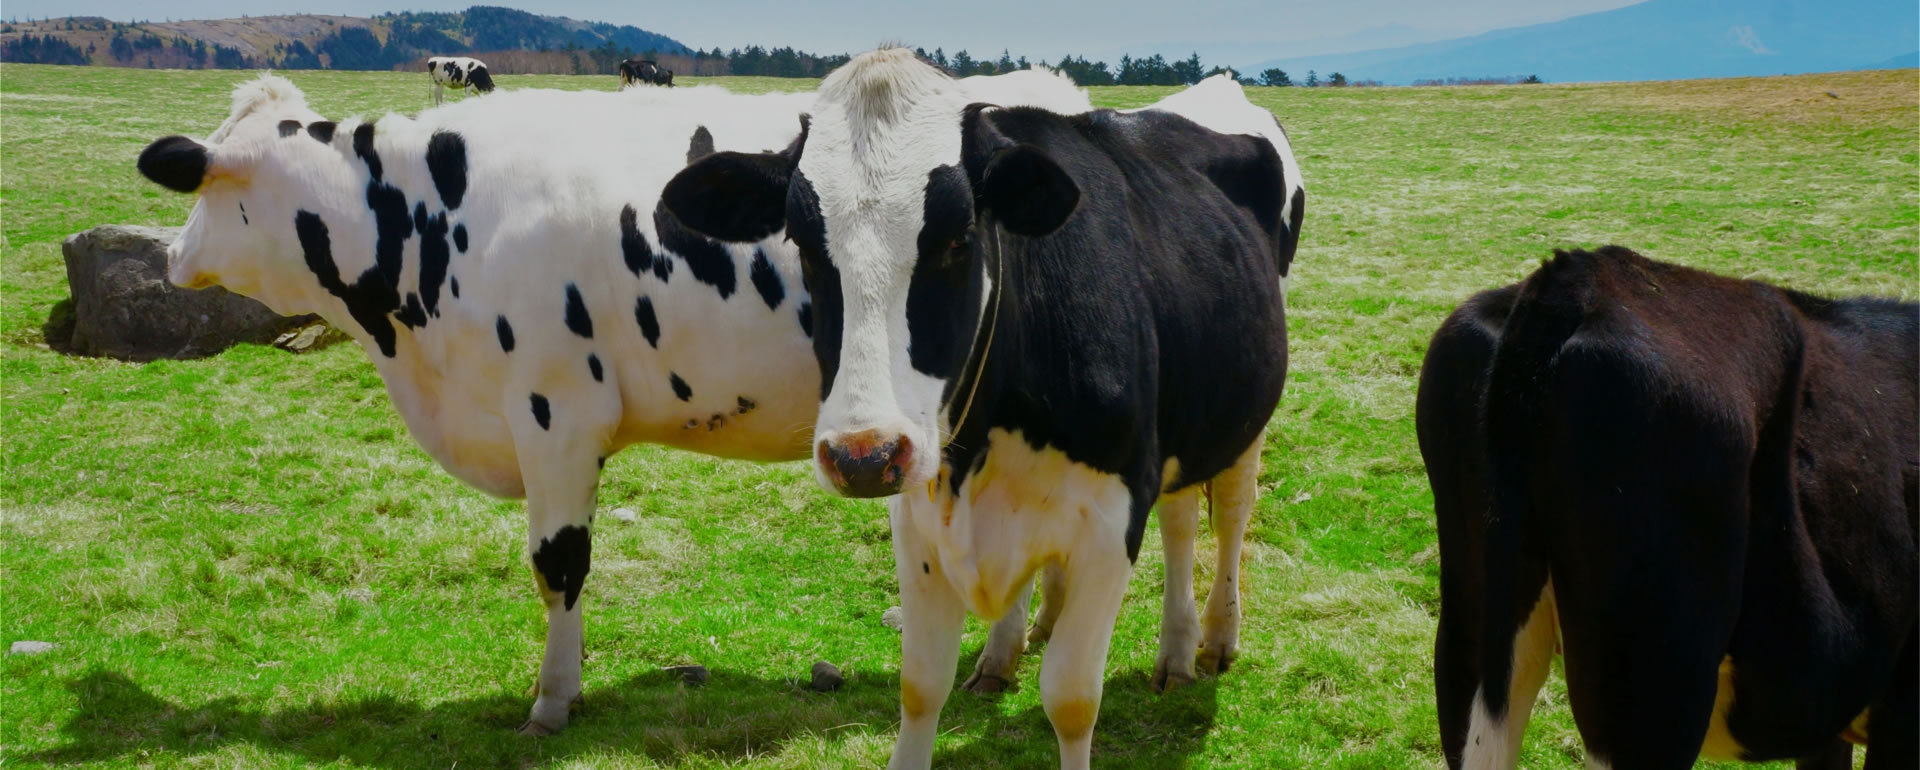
(817, 430, 913, 498)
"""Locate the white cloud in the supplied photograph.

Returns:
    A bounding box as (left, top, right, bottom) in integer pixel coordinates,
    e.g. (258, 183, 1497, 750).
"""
(1728, 24, 1777, 55)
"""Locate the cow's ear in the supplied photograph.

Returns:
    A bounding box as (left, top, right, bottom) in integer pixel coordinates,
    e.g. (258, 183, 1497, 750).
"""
(138, 135, 211, 193)
(977, 143, 1079, 238)
(662, 151, 793, 243)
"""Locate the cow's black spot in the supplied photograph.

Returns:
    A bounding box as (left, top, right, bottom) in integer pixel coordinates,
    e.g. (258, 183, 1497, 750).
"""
(1282, 187, 1305, 278)
(296, 210, 399, 357)
(425, 130, 469, 210)
(797, 301, 813, 338)
(366, 181, 411, 286)
(736, 396, 756, 414)
(414, 202, 451, 317)
(450, 276, 460, 298)
(687, 125, 714, 164)
(634, 296, 660, 348)
(352, 121, 382, 181)
(749, 249, 784, 311)
(496, 316, 515, 352)
(597, 456, 605, 469)
(307, 121, 337, 144)
(397, 292, 428, 328)
(906, 164, 984, 380)
(529, 393, 551, 430)
(237, 201, 248, 225)
(788, 172, 838, 396)
(669, 372, 692, 401)
(564, 283, 593, 339)
(588, 354, 604, 382)
(707, 413, 725, 431)
(653, 254, 674, 282)
(654, 203, 734, 299)
(619, 205, 656, 278)
(278, 119, 302, 138)
(922, 562, 930, 574)
(453, 223, 468, 253)
(531, 525, 590, 611)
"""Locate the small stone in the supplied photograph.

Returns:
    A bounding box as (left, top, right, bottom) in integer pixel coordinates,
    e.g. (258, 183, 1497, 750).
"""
(808, 660, 844, 692)
(10, 641, 54, 655)
(881, 606, 905, 632)
(609, 507, 637, 523)
(666, 664, 709, 686)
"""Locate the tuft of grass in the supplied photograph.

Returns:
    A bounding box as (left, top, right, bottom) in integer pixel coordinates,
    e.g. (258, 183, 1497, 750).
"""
(3, 63, 1915, 768)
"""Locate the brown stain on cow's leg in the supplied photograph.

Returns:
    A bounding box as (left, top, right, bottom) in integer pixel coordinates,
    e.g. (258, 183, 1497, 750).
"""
(1048, 696, 1097, 743)
(901, 678, 929, 719)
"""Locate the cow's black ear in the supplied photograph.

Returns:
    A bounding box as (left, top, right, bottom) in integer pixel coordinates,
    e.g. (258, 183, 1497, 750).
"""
(661, 151, 793, 243)
(977, 143, 1079, 238)
(138, 135, 210, 193)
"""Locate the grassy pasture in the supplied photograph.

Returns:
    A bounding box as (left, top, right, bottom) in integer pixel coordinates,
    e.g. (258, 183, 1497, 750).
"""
(2, 63, 1915, 768)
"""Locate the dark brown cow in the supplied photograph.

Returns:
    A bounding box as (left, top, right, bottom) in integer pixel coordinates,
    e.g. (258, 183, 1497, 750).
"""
(1418, 246, 1917, 769)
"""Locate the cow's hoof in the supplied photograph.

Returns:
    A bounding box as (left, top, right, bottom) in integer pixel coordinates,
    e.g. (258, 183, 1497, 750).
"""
(1027, 623, 1053, 645)
(517, 718, 561, 737)
(1151, 659, 1197, 694)
(961, 671, 1015, 695)
(1196, 642, 1238, 676)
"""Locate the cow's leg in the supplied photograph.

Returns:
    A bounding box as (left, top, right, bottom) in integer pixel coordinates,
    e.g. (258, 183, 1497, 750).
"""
(433, 82, 444, 106)
(1864, 633, 1917, 770)
(1151, 486, 1201, 692)
(1040, 537, 1133, 770)
(1196, 434, 1260, 675)
(1796, 740, 1853, 770)
(963, 581, 1029, 695)
(889, 496, 964, 770)
(1027, 562, 1067, 644)
(512, 385, 614, 736)
(1459, 580, 1555, 770)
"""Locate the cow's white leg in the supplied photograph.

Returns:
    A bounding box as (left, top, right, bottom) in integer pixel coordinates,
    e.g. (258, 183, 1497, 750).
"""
(1040, 539, 1132, 770)
(964, 580, 1030, 694)
(433, 82, 444, 106)
(1197, 434, 1260, 676)
(1028, 561, 1067, 644)
(1463, 582, 1557, 770)
(512, 384, 614, 736)
(889, 497, 964, 770)
(1152, 486, 1202, 692)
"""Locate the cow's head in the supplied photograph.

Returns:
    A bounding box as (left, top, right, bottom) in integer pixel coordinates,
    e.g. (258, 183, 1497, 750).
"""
(136, 75, 368, 316)
(663, 47, 1080, 497)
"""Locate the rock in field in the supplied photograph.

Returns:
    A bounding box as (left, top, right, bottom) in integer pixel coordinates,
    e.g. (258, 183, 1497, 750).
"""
(60, 225, 317, 361)
(666, 664, 709, 686)
(881, 605, 905, 632)
(808, 661, 844, 692)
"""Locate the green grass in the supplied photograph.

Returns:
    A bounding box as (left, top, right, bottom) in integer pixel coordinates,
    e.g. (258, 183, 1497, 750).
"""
(3, 63, 1915, 768)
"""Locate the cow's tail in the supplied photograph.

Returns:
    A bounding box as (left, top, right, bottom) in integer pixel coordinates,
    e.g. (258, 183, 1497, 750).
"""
(469, 66, 496, 93)
(1461, 248, 1600, 768)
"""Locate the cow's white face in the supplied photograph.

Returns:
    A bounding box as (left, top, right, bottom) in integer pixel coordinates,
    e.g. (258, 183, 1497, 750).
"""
(138, 76, 355, 316)
(662, 48, 1080, 498)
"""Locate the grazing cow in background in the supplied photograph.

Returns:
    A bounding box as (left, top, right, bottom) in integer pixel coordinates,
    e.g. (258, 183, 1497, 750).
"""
(664, 48, 1305, 768)
(620, 59, 673, 88)
(427, 56, 496, 105)
(137, 74, 820, 736)
(1417, 246, 1916, 769)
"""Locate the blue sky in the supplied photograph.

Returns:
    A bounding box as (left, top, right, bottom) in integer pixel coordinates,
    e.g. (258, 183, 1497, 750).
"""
(1, 0, 1646, 65)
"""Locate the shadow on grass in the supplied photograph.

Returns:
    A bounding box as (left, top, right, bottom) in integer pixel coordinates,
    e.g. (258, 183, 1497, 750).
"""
(23, 657, 1221, 768)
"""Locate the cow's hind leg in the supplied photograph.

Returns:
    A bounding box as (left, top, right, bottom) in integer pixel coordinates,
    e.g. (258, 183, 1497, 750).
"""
(1151, 485, 1201, 692)
(963, 582, 1030, 694)
(1196, 434, 1260, 675)
(1028, 562, 1067, 644)
(1459, 579, 1555, 770)
(512, 382, 617, 736)
(889, 496, 965, 770)
(1864, 633, 1917, 770)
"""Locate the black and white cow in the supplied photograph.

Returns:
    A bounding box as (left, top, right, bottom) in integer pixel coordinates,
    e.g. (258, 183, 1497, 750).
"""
(620, 59, 673, 88)
(136, 74, 820, 735)
(132, 70, 1096, 737)
(428, 56, 496, 105)
(663, 48, 1305, 768)
(1417, 246, 1917, 769)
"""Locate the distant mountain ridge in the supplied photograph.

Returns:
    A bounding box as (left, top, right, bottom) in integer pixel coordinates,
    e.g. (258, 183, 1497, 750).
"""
(0, 5, 688, 70)
(1250, 0, 1919, 84)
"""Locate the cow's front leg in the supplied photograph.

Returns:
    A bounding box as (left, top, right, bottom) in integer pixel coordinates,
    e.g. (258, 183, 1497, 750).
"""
(889, 497, 964, 770)
(1040, 540, 1133, 770)
(511, 385, 614, 736)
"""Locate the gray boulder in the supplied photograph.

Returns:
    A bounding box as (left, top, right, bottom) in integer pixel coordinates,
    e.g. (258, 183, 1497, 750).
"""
(60, 225, 318, 361)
